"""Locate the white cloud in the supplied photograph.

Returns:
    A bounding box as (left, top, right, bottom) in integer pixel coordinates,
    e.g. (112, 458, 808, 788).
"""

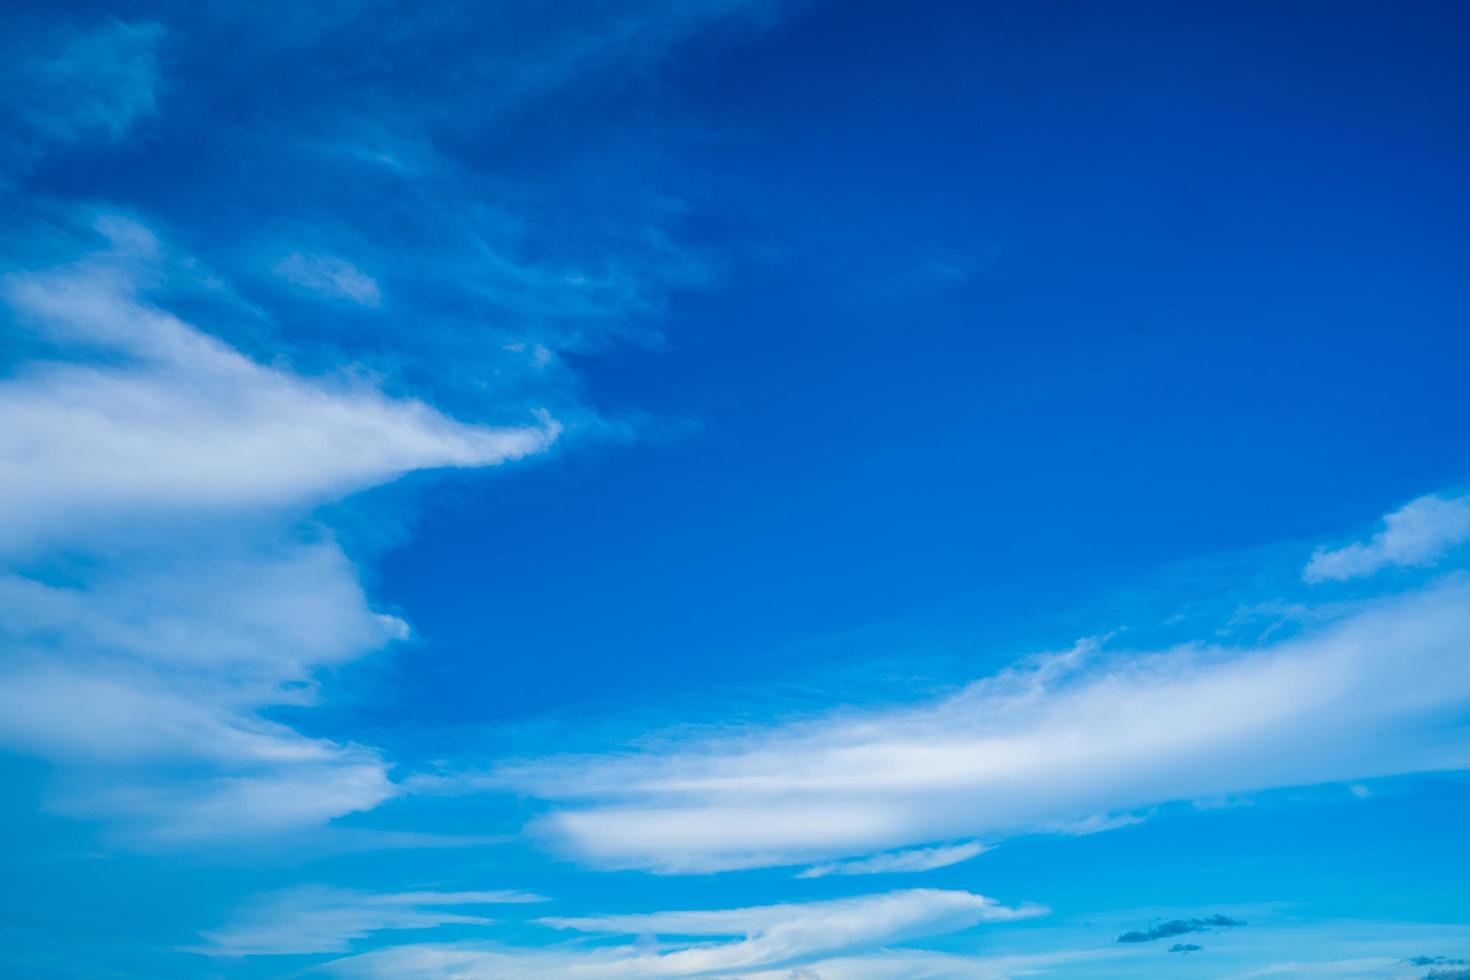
(797, 841, 988, 879)
(498, 578, 1470, 872)
(200, 886, 548, 955)
(274, 252, 382, 306)
(60, 752, 399, 843)
(0, 219, 559, 839)
(327, 945, 1087, 980)
(1305, 493, 1470, 582)
(0, 225, 556, 551)
(0, 540, 404, 688)
(0, 653, 362, 768)
(0, 533, 413, 839)
(326, 889, 1045, 979)
(716, 948, 1107, 980)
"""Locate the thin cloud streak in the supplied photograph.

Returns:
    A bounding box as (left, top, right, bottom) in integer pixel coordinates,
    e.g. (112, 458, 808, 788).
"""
(199, 886, 549, 956)
(496, 570, 1470, 872)
(327, 888, 1047, 978)
(797, 841, 989, 878)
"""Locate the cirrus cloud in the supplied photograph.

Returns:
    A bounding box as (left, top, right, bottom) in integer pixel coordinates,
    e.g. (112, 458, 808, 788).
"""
(494, 571, 1470, 872)
(326, 888, 1046, 979)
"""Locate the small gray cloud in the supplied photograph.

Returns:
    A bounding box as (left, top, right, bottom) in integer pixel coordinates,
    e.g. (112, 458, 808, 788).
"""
(1168, 943, 1202, 953)
(1117, 915, 1245, 944)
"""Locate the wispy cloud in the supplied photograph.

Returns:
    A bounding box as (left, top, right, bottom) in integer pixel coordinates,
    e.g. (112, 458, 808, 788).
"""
(329, 944, 1067, 980)
(274, 252, 382, 306)
(492, 572, 1470, 872)
(1304, 493, 1470, 583)
(327, 888, 1046, 978)
(1, 219, 554, 546)
(199, 886, 547, 956)
(796, 841, 988, 878)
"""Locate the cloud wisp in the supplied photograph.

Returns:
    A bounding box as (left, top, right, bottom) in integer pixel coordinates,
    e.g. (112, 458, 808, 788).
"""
(199, 886, 547, 956)
(327, 944, 1090, 980)
(326, 888, 1046, 979)
(796, 841, 989, 879)
(273, 252, 382, 307)
(1, 219, 555, 545)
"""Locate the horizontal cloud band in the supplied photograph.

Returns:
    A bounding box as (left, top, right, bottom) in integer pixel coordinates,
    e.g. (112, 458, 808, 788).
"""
(499, 577, 1470, 872)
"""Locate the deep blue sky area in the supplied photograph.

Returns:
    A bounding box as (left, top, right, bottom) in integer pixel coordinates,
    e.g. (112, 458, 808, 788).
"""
(1, 2, 1468, 978)
(363, 0, 1470, 727)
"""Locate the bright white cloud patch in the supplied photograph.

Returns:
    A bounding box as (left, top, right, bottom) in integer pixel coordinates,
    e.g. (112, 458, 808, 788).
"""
(325, 888, 1043, 978)
(201, 886, 548, 955)
(0, 218, 559, 839)
(274, 252, 383, 306)
(500, 579, 1470, 872)
(0, 223, 555, 550)
(1305, 493, 1470, 582)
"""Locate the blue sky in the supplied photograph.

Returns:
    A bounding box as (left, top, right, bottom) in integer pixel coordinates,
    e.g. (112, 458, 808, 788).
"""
(1, 1, 1468, 977)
